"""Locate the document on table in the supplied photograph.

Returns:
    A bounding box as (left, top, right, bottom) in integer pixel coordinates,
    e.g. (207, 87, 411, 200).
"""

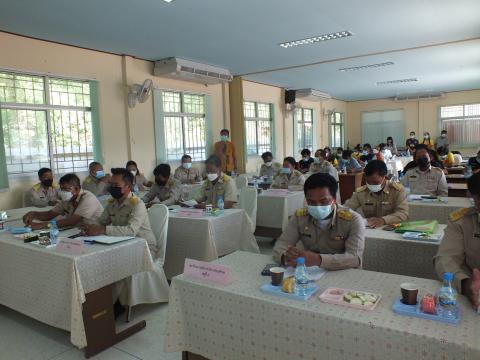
(284, 266, 328, 281)
(76, 235, 134, 244)
(180, 199, 198, 208)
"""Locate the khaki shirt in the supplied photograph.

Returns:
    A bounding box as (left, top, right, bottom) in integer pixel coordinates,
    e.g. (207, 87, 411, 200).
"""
(142, 177, 181, 206)
(82, 175, 110, 196)
(434, 207, 480, 292)
(273, 205, 365, 270)
(272, 170, 305, 191)
(402, 166, 448, 197)
(174, 166, 202, 184)
(308, 161, 339, 181)
(259, 162, 282, 178)
(195, 174, 237, 206)
(25, 183, 60, 207)
(344, 180, 409, 224)
(52, 189, 104, 226)
(98, 193, 157, 256)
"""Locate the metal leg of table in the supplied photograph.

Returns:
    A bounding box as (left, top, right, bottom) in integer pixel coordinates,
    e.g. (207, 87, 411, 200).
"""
(183, 351, 210, 360)
(82, 284, 146, 358)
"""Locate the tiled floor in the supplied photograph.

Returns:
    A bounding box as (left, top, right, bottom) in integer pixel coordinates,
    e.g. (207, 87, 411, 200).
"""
(0, 237, 275, 360)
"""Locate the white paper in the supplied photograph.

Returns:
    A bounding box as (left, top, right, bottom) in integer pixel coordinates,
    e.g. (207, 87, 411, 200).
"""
(284, 265, 328, 281)
(180, 199, 198, 208)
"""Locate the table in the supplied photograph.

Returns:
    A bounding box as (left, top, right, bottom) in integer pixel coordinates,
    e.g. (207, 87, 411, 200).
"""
(408, 197, 473, 223)
(446, 174, 468, 183)
(2, 206, 52, 223)
(446, 166, 466, 175)
(363, 225, 446, 279)
(180, 183, 204, 201)
(397, 155, 413, 168)
(339, 172, 364, 204)
(165, 251, 480, 360)
(448, 183, 469, 197)
(386, 159, 404, 173)
(0, 230, 154, 356)
(255, 191, 305, 238)
(163, 209, 259, 279)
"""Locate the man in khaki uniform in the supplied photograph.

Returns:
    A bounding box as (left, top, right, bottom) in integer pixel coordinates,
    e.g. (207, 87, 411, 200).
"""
(273, 173, 365, 270)
(401, 144, 448, 196)
(272, 157, 305, 191)
(433, 173, 480, 309)
(174, 155, 202, 184)
(195, 155, 237, 209)
(83, 168, 157, 256)
(308, 150, 339, 181)
(23, 173, 103, 230)
(143, 164, 181, 207)
(345, 160, 408, 227)
(82, 161, 110, 196)
(25, 167, 60, 207)
(259, 151, 281, 178)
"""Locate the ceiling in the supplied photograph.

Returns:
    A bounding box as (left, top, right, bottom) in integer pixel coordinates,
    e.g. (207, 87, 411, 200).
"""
(0, 0, 479, 100)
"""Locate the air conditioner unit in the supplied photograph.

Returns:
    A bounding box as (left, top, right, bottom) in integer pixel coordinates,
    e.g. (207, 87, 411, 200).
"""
(393, 92, 445, 102)
(154, 57, 233, 84)
(294, 88, 331, 101)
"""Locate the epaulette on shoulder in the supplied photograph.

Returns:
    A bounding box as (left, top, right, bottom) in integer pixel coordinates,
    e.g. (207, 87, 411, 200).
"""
(222, 174, 231, 182)
(108, 198, 115, 204)
(33, 183, 41, 191)
(295, 208, 308, 217)
(431, 166, 443, 173)
(391, 182, 403, 191)
(83, 177, 93, 184)
(356, 185, 367, 192)
(338, 209, 353, 221)
(449, 207, 470, 222)
(52, 183, 59, 189)
(130, 196, 139, 206)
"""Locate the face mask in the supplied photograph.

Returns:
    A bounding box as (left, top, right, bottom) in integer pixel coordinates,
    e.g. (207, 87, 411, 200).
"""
(280, 167, 291, 174)
(265, 161, 273, 167)
(109, 186, 124, 199)
(183, 162, 192, 169)
(417, 157, 430, 169)
(367, 182, 383, 193)
(41, 179, 53, 187)
(220, 135, 229, 142)
(441, 134, 446, 138)
(337, 152, 342, 157)
(59, 190, 73, 202)
(314, 157, 321, 164)
(303, 157, 309, 161)
(362, 151, 368, 156)
(424, 135, 429, 139)
(410, 135, 414, 139)
(308, 204, 333, 220)
(95, 170, 105, 179)
(130, 170, 137, 177)
(207, 173, 219, 182)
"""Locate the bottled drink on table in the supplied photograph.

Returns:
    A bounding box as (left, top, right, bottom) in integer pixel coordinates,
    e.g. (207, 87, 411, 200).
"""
(49, 220, 59, 245)
(217, 196, 224, 211)
(438, 272, 457, 318)
(295, 257, 310, 296)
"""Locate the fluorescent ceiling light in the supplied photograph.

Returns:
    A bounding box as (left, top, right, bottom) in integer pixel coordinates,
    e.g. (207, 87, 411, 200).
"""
(376, 78, 418, 85)
(339, 61, 394, 72)
(279, 30, 353, 48)
(163, 0, 175, 2)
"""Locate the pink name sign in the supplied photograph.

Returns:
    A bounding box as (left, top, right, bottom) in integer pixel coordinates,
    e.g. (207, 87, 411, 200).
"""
(183, 258, 232, 286)
(264, 189, 290, 197)
(176, 209, 204, 218)
(56, 238, 86, 255)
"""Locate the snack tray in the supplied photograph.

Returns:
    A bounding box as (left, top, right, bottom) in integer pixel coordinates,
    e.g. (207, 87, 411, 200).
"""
(260, 283, 319, 301)
(392, 298, 461, 325)
(318, 287, 381, 311)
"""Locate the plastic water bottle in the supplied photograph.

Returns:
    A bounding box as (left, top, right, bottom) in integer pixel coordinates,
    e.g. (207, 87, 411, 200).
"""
(217, 196, 224, 212)
(133, 184, 140, 194)
(253, 179, 259, 191)
(466, 165, 472, 178)
(295, 257, 310, 296)
(49, 220, 59, 245)
(438, 272, 457, 318)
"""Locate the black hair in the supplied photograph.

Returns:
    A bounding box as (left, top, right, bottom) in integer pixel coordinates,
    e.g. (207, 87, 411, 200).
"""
(387, 136, 394, 142)
(220, 129, 230, 135)
(261, 151, 273, 160)
(88, 161, 102, 171)
(304, 173, 338, 198)
(467, 172, 480, 196)
(354, 144, 362, 150)
(283, 157, 296, 167)
(181, 154, 192, 162)
(205, 155, 222, 168)
(441, 129, 447, 134)
(300, 148, 311, 156)
(409, 131, 415, 135)
(365, 160, 388, 177)
(59, 173, 81, 188)
(363, 143, 372, 150)
(415, 144, 428, 152)
(336, 147, 344, 153)
(342, 149, 353, 159)
(323, 147, 332, 152)
(126, 160, 140, 172)
(379, 143, 387, 150)
(38, 167, 52, 178)
(316, 149, 327, 158)
(153, 164, 171, 178)
(111, 168, 134, 185)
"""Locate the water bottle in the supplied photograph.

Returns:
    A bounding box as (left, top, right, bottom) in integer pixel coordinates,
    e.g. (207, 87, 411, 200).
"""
(49, 220, 59, 245)
(133, 184, 140, 195)
(438, 272, 457, 318)
(294, 257, 310, 296)
(217, 196, 224, 212)
(466, 165, 472, 178)
(253, 179, 259, 191)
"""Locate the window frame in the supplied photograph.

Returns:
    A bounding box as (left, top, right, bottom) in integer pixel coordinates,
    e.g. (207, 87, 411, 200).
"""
(294, 107, 314, 151)
(439, 102, 480, 146)
(329, 111, 345, 148)
(243, 100, 273, 157)
(0, 70, 95, 178)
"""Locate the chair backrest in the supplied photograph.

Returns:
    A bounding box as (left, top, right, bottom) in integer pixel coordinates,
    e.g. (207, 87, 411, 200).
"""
(148, 204, 169, 265)
(238, 187, 258, 229)
(235, 174, 248, 190)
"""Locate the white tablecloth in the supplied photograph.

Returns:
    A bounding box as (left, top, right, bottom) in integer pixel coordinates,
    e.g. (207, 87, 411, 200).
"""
(163, 209, 259, 279)
(386, 159, 404, 173)
(256, 191, 305, 230)
(363, 225, 446, 279)
(397, 155, 413, 168)
(0, 232, 154, 348)
(165, 251, 480, 360)
(408, 197, 472, 224)
(2, 206, 52, 223)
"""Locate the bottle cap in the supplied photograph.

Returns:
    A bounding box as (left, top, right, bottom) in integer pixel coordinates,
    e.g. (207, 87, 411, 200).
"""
(443, 272, 454, 281)
(296, 257, 305, 265)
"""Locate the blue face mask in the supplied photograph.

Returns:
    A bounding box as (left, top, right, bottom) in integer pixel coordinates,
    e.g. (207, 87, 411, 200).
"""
(220, 135, 229, 142)
(308, 204, 333, 220)
(95, 170, 105, 179)
(280, 167, 291, 174)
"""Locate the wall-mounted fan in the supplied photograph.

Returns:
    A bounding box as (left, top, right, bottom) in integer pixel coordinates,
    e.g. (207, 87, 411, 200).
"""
(128, 79, 153, 108)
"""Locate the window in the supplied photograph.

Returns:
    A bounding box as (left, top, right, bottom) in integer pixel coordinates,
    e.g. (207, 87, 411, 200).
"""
(0, 71, 95, 175)
(361, 110, 404, 147)
(329, 112, 345, 148)
(295, 107, 313, 151)
(440, 104, 480, 146)
(161, 91, 206, 162)
(243, 101, 273, 156)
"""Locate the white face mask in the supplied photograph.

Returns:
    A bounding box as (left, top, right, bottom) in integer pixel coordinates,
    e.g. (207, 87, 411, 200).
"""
(265, 161, 273, 167)
(366, 182, 383, 193)
(183, 162, 192, 169)
(59, 190, 73, 201)
(130, 170, 137, 177)
(207, 173, 219, 182)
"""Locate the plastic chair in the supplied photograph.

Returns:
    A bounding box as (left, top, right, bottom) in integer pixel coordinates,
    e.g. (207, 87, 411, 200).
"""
(238, 187, 258, 230)
(235, 174, 248, 190)
(125, 204, 170, 319)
